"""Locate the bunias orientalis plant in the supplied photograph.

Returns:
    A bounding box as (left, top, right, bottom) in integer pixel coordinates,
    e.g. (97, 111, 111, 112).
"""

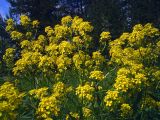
(104, 23, 160, 119)
(0, 82, 25, 119)
(1, 15, 160, 119)
(3, 15, 109, 119)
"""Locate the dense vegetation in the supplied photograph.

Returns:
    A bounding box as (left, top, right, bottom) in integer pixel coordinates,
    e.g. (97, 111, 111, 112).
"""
(0, 0, 160, 119)
(0, 15, 160, 120)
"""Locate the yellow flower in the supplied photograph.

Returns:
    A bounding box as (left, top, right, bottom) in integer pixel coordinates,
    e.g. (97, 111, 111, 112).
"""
(100, 31, 111, 42)
(61, 15, 72, 26)
(6, 25, 14, 32)
(59, 41, 73, 55)
(38, 55, 56, 73)
(0, 82, 25, 119)
(76, 83, 95, 101)
(78, 22, 93, 36)
(73, 36, 83, 44)
(6, 18, 14, 31)
(120, 103, 132, 117)
(13, 52, 42, 75)
(71, 16, 93, 37)
(114, 75, 130, 92)
(134, 73, 147, 85)
(71, 16, 83, 32)
(92, 51, 105, 66)
(37, 95, 60, 119)
(29, 87, 48, 99)
(45, 26, 54, 36)
(73, 51, 90, 70)
(32, 20, 39, 28)
(85, 60, 93, 69)
(10, 31, 23, 40)
(105, 100, 113, 107)
(45, 43, 58, 56)
(38, 35, 46, 42)
(89, 70, 105, 81)
(6, 18, 14, 25)
(3, 48, 15, 68)
(20, 15, 30, 26)
(56, 55, 71, 72)
(20, 40, 31, 48)
(52, 82, 65, 96)
(104, 90, 119, 107)
(36, 82, 70, 119)
(54, 24, 70, 40)
(31, 40, 43, 52)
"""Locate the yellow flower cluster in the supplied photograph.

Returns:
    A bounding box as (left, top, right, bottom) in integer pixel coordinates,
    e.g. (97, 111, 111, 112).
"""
(56, 55, 72, 72)
(38, 55, 55, 73)
(110, 24, 159, 65)
(104, 23, 160, 112)
(104, 90, 119, 107)
(20, 15, 30, 26)
(54, 25, 71, 41)
(71, 16, 93, 36)
(37, 95, 60, 119)
(76, 83, 95, 101)
(3, 48, 15, 68)
(52, 82, 66, 95)
(89, 70, 105, 81)
(13, 51, 42, 75)
(59, 41, 73, 55)
(73, 36, 83, 45)
(78, 22, 93, 36)
(36, 82, 71, 120)
(0, 82, 25, 119)
(113, 74, 130, 92)
(32, 20, 39, 28)
(113, 67, 147, 92)
(5, 15, 95, 78)
(45, 26, 54, 37)
(128, 23, 159, 45)
(61, 15, 72, 26)
(100, 31, 111, 42)
(92, 51, 105, 67)
(29, 82, 72, 120)
(10, 31, 23, 40)
(6, 18, 14, 32)
(120, 103, 132, 117)
(29, 87, 48, 99)
(45, 43, 58, 56)
(20, 40, 31, 48)
(73, 50, 91, 70)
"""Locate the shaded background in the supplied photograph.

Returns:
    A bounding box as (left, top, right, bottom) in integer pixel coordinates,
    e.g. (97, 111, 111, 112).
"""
(1, 0, 160, 37)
